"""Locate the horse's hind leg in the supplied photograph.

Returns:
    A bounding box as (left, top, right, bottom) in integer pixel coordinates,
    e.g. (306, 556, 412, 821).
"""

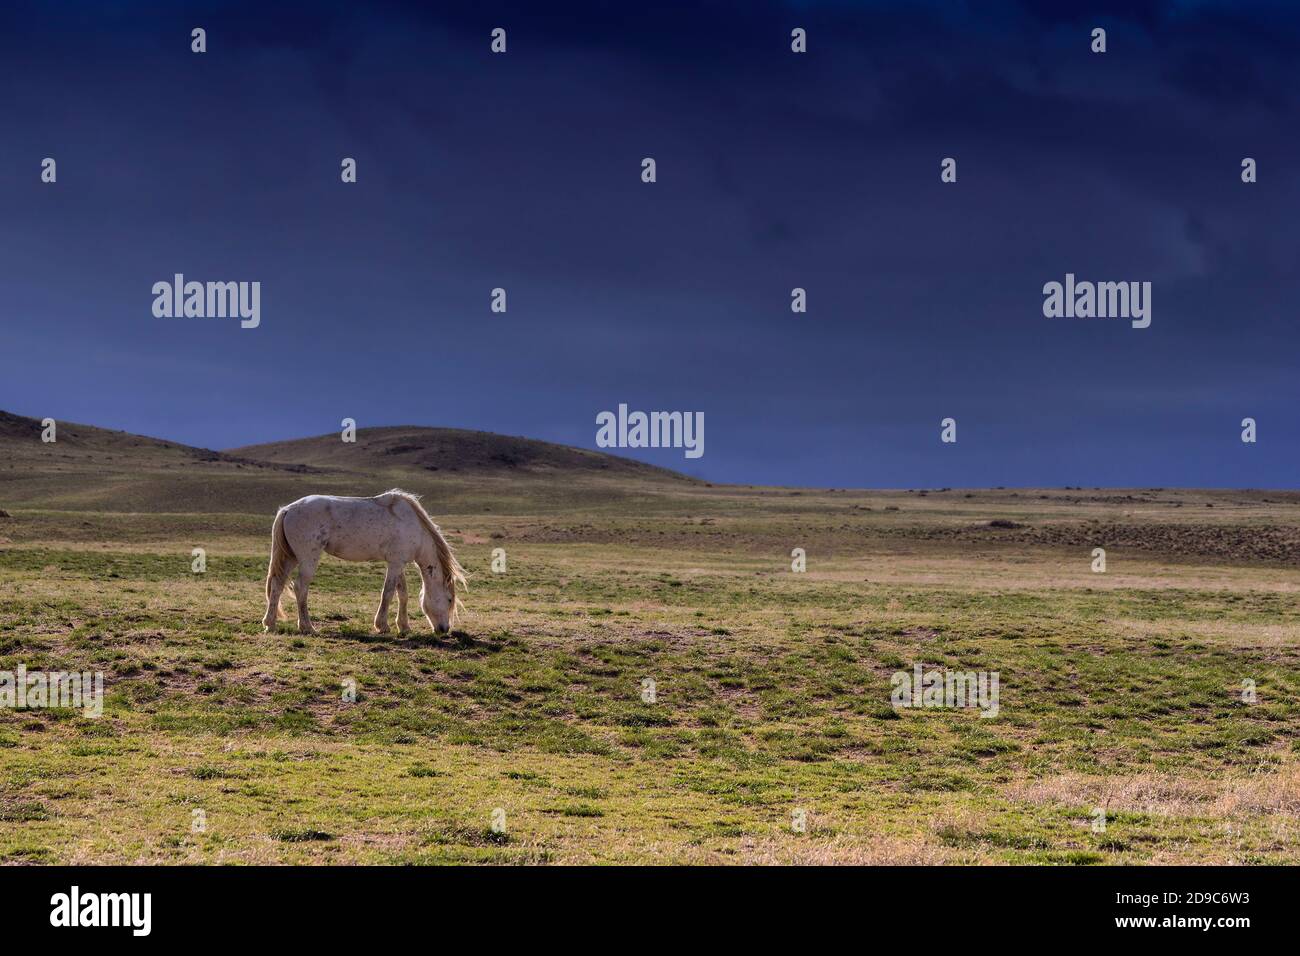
(395, 567, 410, 635)
(373, 562, 401, 634)
(295, 553, 320, 635)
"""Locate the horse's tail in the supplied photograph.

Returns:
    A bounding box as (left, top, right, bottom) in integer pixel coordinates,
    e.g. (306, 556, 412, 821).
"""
(266, 508, 296, 619)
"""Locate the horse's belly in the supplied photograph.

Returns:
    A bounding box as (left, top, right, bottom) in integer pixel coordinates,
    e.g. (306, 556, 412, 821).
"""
(325, 539, 394, 562)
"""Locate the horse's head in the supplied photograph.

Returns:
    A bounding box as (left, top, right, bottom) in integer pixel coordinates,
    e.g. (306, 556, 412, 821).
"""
(399, 491, 466, 634)
(419, 564, 454, 633)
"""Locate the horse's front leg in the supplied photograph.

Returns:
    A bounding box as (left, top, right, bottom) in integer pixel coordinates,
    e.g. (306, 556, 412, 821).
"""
(396, 568, 410, 635)
(373, 564, 400, 634)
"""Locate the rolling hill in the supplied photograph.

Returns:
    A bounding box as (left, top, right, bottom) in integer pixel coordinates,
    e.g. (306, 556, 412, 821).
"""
(6, 409, 1300, 567)
(228, 425, 690, 480)
(0, 410, 697, 514)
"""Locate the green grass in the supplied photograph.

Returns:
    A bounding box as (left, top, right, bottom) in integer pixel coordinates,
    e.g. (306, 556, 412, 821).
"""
(2, 493, 1300, 864)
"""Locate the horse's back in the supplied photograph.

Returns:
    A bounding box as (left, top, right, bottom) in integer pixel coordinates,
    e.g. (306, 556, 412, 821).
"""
(282, 493, 390, 520)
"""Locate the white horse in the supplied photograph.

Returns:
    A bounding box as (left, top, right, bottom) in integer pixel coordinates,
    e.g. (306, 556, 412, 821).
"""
(263, 489, 467, 636)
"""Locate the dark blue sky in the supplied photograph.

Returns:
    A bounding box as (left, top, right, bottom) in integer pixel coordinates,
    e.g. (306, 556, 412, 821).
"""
(2, 0, 1297, 487)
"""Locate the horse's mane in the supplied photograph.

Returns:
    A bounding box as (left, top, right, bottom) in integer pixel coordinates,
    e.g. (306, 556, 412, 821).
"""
(381, 489, 467, 620)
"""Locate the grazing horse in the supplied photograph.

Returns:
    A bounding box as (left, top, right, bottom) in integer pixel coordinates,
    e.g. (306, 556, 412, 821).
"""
(262, 489, 466, 635)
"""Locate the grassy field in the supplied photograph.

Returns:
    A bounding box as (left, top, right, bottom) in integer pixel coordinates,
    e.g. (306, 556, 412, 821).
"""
(2, 414, 1299, 864)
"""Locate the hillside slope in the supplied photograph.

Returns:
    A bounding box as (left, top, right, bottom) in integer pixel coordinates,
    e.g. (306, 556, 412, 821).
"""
(0, 411, 696, 514)
(229, 425, 691, 481)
